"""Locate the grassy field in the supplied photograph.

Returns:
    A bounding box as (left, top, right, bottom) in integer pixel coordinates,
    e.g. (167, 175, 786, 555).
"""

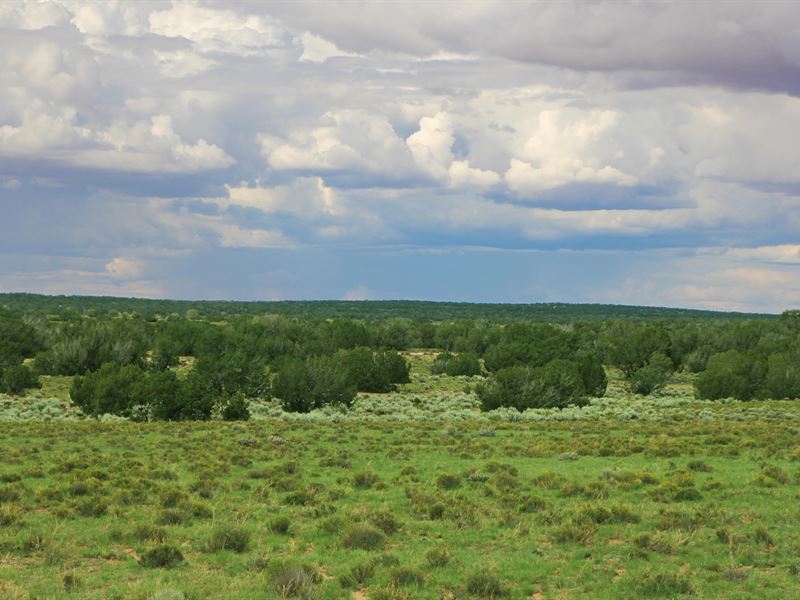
(2, 356, 800, 599)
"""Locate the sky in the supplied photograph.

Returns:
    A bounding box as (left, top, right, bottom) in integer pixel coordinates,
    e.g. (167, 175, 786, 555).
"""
(1, 1, 799, 313)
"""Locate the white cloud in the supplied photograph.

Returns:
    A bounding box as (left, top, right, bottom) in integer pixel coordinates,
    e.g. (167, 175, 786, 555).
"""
(299, 32, 360, 63)
(216, 224, 291, 249)
(684, 93, 800, 184)
(263, 110, 415, 176)
(406, 112, 500, 188)
(154, 50, 217, 78)
(0, 108, 235, 173)
(0, 1, 70, 30)
(220, 177, 344, 217)
(0, 1, 799, 310)
(68, 0, 148, 36)
(75, 115, 235, 172)
(448, 160, 500, 189)
(105, 256, 145, 279)
(505, 109, 637, 194)
(148, 3, 287, 55)
(406, 112, 455, 180)
(0, 106, 92, 154)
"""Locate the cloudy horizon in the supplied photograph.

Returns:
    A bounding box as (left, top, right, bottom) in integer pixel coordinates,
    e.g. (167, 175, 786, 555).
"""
(1, 0, 799, 313)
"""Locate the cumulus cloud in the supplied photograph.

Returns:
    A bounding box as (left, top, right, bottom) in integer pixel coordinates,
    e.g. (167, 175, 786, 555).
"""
(0, 0, 71, 30)
(406, 112, 501, 189)
(0, 109, 234, 172)
(105, 256, 145, 279)
(263, 110, 415, 178)
(148, 2, 287, 55)
(299, 32, 360, 63)
(0, 106, 92, 154)
(80, 114, 236, 172)
(0, 1, 798, 309)
(505, 109, 637, 193)
(219, 177, 344, 217)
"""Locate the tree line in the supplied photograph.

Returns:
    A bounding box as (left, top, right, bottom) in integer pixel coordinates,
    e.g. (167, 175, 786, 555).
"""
(0, 293, 773, 323)
(0, 306, 798, 419)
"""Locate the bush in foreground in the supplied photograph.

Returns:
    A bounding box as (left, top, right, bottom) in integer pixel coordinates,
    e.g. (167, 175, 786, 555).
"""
(0, 365, 41, 395)
(207, 525, 250, 553)
(139, 545, 184, 569)
(431, 352, 482, 376)
(477, 359, 587, 411)
(272, 356, 356, 413)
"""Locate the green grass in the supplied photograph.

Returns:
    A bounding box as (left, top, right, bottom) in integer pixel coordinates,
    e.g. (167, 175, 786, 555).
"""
(1, 415, 800, 599)
(2, 356, 800, 598)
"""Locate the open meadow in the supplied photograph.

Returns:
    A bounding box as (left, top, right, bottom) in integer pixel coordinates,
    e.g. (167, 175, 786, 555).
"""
(2, 356, 800, 600)
(4, 2, 800, 597)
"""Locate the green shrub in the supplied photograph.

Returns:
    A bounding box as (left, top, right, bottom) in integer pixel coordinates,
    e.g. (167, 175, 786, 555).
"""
(132, 524, 167, 543)
(75, 498, 108, 517)
(375, 351, 411, 384)
(425, 546, 451, 567)
(339, 561, 374, 588)
(687, 460, 712, 472)
(0, 487, 21, 503)
(436, 473, 462, 490)
(576, 354, 607, 397)
(342, 524, 386, 551)
(273, 356, 356, 413)
(629, 352, 673, 395)
(431, 352, 481, 376)
(0, 365, 41, 394)
(139, 545, 184, 568)
(269, 515, 292, 534)
(219, 393, 251, 421)
(61, 572, 81, 592)
(763, 351, 800, 399)
(478, 359, 587, 411)
(464, 568, 507, 598)
(370, 510, 402, 534)
(353, 471, 380, 489)
(428, 503, 446, 520)
(633, 571, 695, 596)
(269, 562, 320, 598)
(70, 363, 180, 418)
(607, 325, 670, 379)
(336, 347, 394, 392)
(207, 525, 250, 553)
(336, 347, 410, 392)
(0, 505, 23, 527)
(695, 350, 765, 401)
(753, 526, 774, 546)
(552, 520, 594, 544)
(389, 567, 424, 587)
(634, 532, 675, 554)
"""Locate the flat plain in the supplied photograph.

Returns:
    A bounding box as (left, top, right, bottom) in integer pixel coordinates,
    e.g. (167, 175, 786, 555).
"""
(2, 357, 800, 599)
